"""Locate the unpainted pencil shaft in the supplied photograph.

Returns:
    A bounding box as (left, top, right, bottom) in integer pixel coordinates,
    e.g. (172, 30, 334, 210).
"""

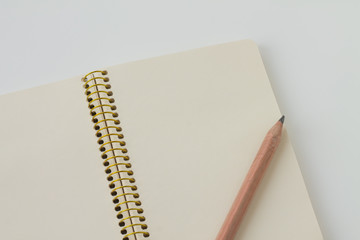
(216, 118, 284, 240)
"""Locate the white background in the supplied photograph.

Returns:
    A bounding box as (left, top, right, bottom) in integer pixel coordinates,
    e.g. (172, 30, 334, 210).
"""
(1, 1, 359, 239)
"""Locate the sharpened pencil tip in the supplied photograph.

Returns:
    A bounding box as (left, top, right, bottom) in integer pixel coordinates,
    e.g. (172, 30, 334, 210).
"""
(279, 115, 285, 124)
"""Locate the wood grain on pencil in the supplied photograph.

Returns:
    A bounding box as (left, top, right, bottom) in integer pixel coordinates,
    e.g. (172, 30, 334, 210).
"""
(216, 116, 285, 240)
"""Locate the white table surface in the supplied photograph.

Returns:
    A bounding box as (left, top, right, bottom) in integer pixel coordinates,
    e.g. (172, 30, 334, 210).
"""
(1, 1, 359, 239)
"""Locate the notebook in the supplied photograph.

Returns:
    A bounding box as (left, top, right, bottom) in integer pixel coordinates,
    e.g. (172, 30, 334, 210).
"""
(0, 40, 322, 240)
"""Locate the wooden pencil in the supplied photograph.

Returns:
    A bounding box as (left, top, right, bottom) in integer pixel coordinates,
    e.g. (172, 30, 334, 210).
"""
(216, 116, 285, 240)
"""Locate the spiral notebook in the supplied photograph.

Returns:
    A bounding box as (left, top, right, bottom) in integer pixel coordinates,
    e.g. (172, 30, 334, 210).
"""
(0, 40, 322, 239)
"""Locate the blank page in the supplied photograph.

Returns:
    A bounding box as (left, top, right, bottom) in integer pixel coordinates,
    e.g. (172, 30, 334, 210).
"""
(0, 78, 119, 239)
(106, 40, 323, 239)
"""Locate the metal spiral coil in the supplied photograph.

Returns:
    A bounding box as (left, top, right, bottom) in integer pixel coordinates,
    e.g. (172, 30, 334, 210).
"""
(82, 70, 150, 240)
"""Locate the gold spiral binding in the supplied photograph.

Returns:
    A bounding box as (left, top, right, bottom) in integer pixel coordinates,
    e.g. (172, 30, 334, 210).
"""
(83, 76, 109, 86)
(115, 200, 141, 210)
(88, 97, 114, 108)
(110, 178, 136, 187)
(82, 70, 150, 239)
(85, 83, 112, 91)
(105, 163, 132, 172)
(86, 90, 113, 100)
(92, 111, 118, 122)
(124, 231, 150, 240)
(98, 133, 124, 143)
(119, 215, 146, 226)
(121, 223, 147, 233)
(96, 126, 122, 138)
(90, 104, 117, 111)
(114, 193, 140, 204)
(103, 156, 130, 167)
(100, 140, 126, 150)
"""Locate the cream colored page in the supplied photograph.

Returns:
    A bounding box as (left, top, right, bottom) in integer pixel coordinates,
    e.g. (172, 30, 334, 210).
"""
(0, 78, 119, 239)
(106, 40, 323, 239)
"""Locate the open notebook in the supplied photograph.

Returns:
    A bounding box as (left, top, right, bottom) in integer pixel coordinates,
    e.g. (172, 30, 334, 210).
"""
(0, 40, 322, 240)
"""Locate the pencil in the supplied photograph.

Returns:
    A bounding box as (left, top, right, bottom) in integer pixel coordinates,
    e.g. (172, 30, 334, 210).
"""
(216, 116, 285, 240)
